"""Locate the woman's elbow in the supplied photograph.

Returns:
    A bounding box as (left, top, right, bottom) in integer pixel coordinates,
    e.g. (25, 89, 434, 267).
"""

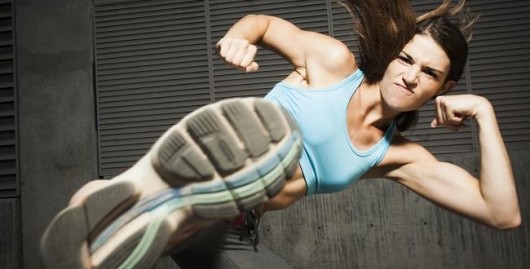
(491, 212, 522, 230)
(242, 14, 271, 24)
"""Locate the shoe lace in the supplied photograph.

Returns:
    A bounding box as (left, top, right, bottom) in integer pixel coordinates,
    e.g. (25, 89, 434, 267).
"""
(237, 210, 260, 251)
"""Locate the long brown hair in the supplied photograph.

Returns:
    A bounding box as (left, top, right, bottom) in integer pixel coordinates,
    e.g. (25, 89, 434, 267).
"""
(341, 0, 476, 132)
(341, 0, 416, 84)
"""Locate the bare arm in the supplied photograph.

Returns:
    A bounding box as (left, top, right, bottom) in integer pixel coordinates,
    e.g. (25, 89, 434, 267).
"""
(218, 14, 307, 69)
(376, 95, 520, 229)
(217, 15, 356, 85)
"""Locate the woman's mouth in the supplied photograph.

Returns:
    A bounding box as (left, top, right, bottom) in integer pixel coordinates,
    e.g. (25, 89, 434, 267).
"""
(395, 83, 414, 95)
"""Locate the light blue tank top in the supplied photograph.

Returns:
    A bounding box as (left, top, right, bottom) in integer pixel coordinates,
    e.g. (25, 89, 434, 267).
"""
(264, 69, 395, 195)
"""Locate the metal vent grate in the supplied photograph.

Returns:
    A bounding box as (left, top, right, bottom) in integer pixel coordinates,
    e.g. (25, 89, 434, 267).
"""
(94, 0, 530, 178)
(94, 0, 211, 177)
(0, 0, 17, 198)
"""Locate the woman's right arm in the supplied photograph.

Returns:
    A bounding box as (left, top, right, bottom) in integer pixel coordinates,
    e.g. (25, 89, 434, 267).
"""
(217, 15, 304, 72)
(217, 15, 356, 84)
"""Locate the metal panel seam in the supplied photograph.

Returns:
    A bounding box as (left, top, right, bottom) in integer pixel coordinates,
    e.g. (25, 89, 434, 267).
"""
(205, 0, 215, 103)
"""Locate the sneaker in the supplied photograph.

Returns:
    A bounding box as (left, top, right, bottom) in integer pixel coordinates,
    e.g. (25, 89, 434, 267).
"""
(40, 97, 302, 269)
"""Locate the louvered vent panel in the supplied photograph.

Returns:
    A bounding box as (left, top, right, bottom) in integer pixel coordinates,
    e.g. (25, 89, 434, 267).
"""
(209, 0, 329, 100)
(95, 0, 530, 178)
(95, 0, 210, 177)
(331, 1, 358, 56)
(467, 0, 530, 149)
(0, 1, 16, 198)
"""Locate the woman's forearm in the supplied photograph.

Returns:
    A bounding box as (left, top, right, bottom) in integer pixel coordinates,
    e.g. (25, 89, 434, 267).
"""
(475, 100, 520, 228)
(222, 15, 271, 45)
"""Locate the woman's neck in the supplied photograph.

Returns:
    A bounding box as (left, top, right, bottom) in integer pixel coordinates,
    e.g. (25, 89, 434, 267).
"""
(351, 81, 400, 130)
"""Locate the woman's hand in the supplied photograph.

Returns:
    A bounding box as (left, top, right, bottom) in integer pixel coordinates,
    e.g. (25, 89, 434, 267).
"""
(431, 94, 492, 131)
(216, 37, 259, 73)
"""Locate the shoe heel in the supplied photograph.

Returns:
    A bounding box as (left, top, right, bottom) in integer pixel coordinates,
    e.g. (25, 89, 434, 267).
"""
(40, 181, 137, 269)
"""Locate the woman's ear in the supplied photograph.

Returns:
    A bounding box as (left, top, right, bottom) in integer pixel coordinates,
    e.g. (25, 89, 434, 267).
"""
(437, 80, 456, 96)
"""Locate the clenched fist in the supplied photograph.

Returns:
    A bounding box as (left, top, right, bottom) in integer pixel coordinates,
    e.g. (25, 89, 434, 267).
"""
(431, 94, 492, 131)
(216, 37, 259, 73)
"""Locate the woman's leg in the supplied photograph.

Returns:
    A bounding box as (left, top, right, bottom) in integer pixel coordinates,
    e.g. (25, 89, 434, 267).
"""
(171, 216, 291, 269)
(40, 98, 301, 269)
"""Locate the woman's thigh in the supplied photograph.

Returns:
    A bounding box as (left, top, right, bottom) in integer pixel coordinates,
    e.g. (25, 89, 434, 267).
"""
(171, 221, 291, 269)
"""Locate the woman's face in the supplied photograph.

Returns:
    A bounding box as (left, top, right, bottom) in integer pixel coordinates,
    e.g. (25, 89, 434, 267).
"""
(379, 34, 454, 112)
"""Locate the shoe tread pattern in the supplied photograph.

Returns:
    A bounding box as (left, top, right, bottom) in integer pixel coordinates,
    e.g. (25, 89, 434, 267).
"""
(154, 98, 300, 219)
(41, 98, 302, 269)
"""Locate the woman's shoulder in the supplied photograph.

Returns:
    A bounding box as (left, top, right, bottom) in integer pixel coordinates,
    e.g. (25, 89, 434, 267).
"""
(301, 32, 358, 84)
(381, 134, 437, 166)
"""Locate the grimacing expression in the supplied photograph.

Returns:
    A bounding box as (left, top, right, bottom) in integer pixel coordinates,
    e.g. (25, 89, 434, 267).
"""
(379, 34, 454, 112)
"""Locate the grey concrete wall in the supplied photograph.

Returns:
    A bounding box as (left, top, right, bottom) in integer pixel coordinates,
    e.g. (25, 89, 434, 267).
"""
(261, 150, 530, 269)
(16, 1, 98, 268)
(0, 199, 21, 269)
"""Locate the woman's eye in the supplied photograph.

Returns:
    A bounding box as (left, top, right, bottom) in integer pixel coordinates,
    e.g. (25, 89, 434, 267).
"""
(423, 70, 438, 79)
(398, 56, 411, 64)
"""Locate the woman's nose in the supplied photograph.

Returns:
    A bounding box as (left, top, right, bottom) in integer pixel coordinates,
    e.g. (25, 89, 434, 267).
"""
(403, 66, 419, 85)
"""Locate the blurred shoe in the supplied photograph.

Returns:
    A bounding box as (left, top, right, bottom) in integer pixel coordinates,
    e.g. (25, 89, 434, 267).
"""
(40, 97, 301, 269)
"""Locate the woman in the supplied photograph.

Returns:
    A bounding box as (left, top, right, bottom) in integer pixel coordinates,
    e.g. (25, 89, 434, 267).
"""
(216, 0, 520, 226)
(179, 0, 520, 267)
(41, 0, 520, 268)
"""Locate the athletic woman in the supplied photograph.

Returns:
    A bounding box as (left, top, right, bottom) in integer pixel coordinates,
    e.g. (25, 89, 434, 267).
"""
(40, 1, 520, 268)
(217, 0, 520, 226)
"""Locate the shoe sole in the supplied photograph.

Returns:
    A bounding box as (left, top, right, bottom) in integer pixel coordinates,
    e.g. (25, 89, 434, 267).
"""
(40, 98, 302, 269)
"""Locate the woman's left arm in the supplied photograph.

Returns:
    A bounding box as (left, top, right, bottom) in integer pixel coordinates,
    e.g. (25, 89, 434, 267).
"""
(381, 94, 521, 229)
